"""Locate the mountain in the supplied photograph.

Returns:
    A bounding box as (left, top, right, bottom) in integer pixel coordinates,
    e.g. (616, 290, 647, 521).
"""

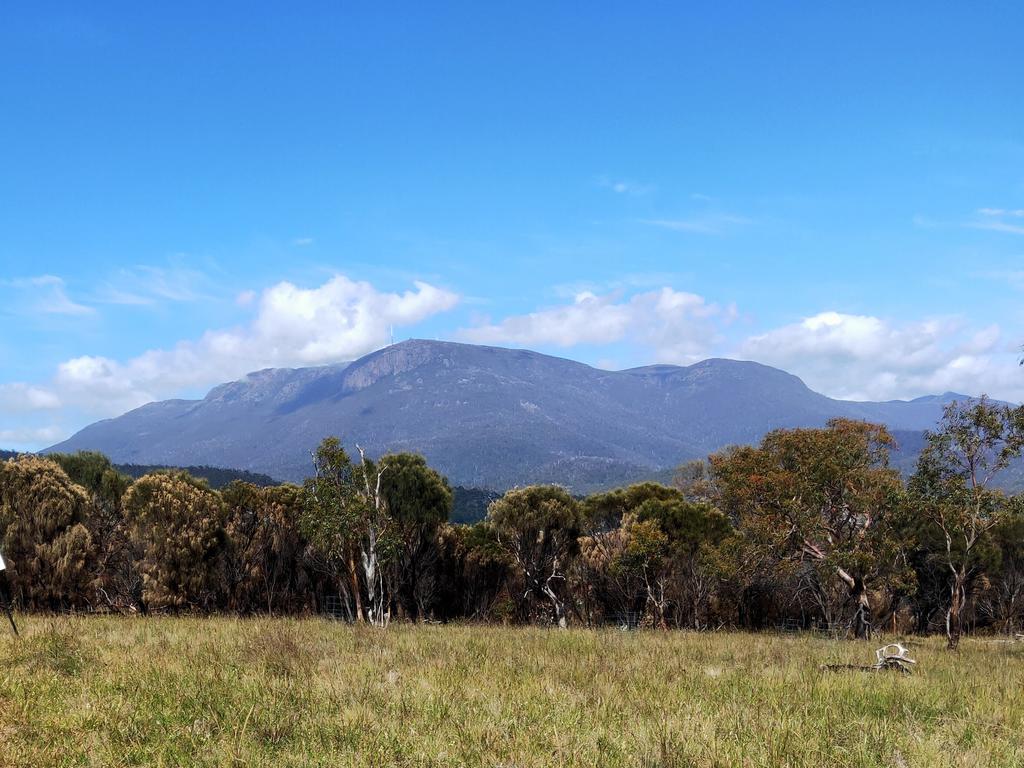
(46, 339, 985, 492)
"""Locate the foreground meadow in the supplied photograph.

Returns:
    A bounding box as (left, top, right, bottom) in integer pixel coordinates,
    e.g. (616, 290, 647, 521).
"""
(0, 616, 1020, 767)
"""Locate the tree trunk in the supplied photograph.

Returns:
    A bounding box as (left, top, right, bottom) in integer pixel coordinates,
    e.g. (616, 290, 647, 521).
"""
(542, 581, 567, 629)
(348, 552, 365, 623)
(947, 572, 966, 651)
(363, 548, 379, 626)
(646, 580, 668, 630)
(852, 592, 872, 640)
(837, 567, 871, 640)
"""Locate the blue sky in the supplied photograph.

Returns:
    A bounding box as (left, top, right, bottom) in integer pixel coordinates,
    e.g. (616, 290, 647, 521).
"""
(2, 3, 1023, 449)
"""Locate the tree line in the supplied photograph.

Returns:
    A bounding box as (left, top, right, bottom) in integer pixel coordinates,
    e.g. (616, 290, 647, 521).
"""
(1, 398, 1023, 649)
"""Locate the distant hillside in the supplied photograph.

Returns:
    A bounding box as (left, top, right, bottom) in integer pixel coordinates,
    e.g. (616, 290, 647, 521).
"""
(451, 486, 502, 524)
(47, 339, 1004, 493)
(113, 463, 279, 489)
(3, 447, 500, 520)
(118, 463, 508, 519)
(1, 450, 279, 490)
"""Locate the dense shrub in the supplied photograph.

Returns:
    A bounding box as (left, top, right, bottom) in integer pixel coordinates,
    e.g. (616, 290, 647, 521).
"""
(0, 456, 98, 610)
(122, 472, 226, 611)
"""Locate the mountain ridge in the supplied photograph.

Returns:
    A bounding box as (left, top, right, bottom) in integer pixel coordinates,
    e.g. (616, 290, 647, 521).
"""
(46, 339, 1000, 492)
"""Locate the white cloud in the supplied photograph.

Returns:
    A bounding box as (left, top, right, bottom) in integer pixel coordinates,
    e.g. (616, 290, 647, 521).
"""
(915, 208, 1024, 235)
(552, 272, 692, 299)
(50, 274, 459, 414)
(465, 301, 1023, 401)
(1004, 272, 1024, 290)
(978, 208, 1024, 218)
(293, 237, 315, 246)
(95, 264, 212, 305)
(459, 288, 728, 363)
(235, 289, 257, 306)
(6, 264, 1021, 443)
(644, 214, 750, 235)
(0, 426, 65, 447)
(5, 275, 94, 315)
(738, 311, 1022, 402)
(969, 219, 1024, 235)
(0, 383, 61, 412)
(597, 176, 653, 196)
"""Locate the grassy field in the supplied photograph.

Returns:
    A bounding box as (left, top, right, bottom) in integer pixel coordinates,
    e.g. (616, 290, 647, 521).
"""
(0, 616, 1021, 767)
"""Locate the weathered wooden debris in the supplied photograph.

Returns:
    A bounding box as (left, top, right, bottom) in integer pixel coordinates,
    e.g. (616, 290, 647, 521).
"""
(820, 642, 917, 675)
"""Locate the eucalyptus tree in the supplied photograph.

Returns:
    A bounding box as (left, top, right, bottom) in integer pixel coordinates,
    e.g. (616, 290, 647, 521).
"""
(579, 483, 690, 627)
(353, 445, 395, 626)
(634, 496, 732, 629)
(223, 481, 312, 614)
(979, 499, 1024, 634)
(377, 452, 452, 620)
(302, 437, 367, 621)
(909, 397, 1024, 649)
(302, 437, 398, 626)
(488, 485, 583, 628)
(712, 419, 906, 639)
(434, 521, 510, 621)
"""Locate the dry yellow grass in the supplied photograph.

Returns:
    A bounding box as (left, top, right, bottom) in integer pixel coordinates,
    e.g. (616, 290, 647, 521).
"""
(0, 615, 1021, 767)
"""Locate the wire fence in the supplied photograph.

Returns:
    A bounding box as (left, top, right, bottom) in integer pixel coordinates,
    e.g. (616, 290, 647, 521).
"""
(322, 595, 352, 622)
(775, 617, 840, 637)
(607, 611, 643, 630)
